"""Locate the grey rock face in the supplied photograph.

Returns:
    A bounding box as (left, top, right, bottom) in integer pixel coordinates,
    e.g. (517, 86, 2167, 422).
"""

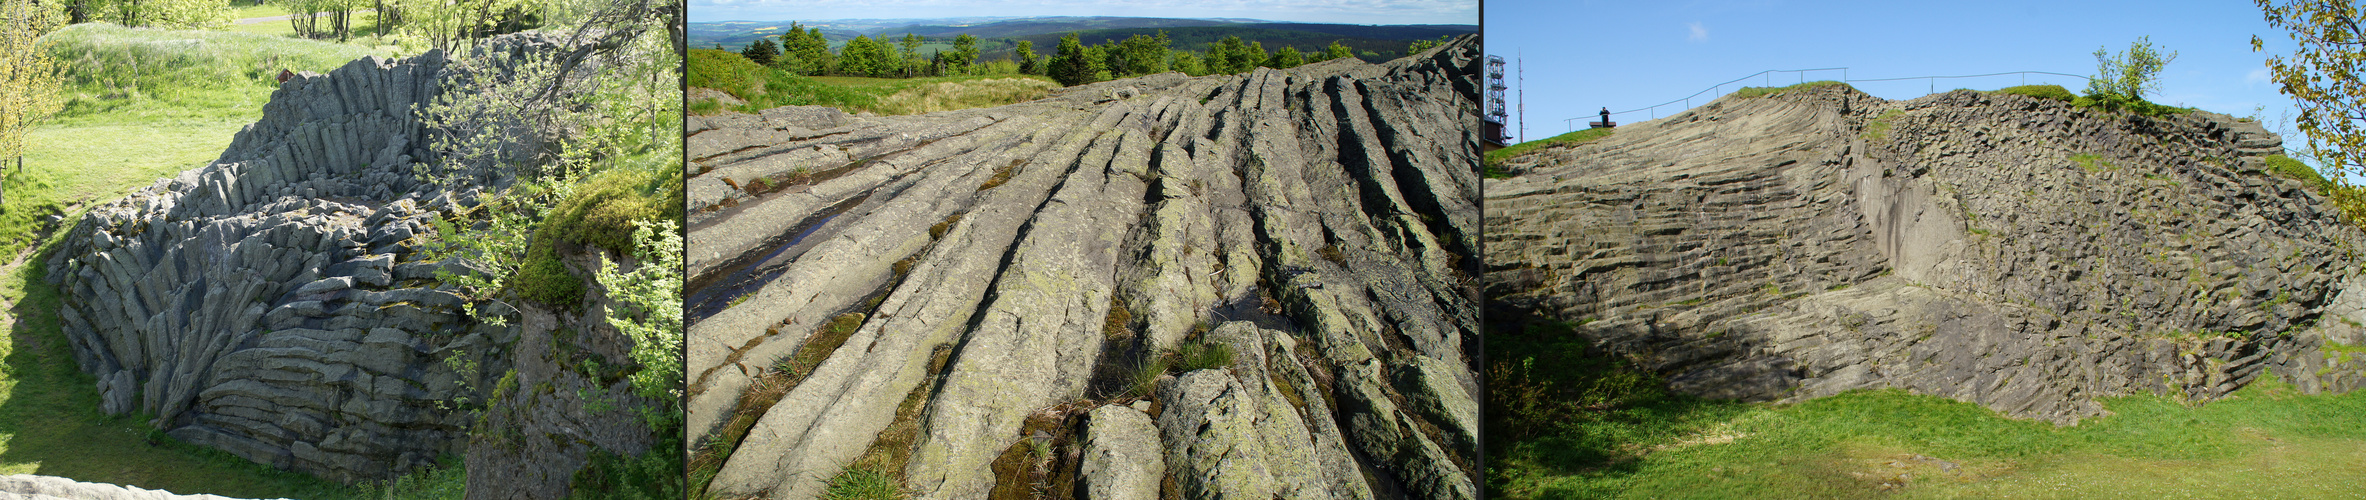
(40, 33, 598, 484)
(691, 37, 1481, 499)
(0, 475, 280, 500)
(1486, 85, 2366, 424)
(1079, 405, 1161, 500)
(461, 300, 661, 500)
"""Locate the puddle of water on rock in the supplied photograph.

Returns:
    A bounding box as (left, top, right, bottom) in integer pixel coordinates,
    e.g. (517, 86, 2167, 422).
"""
(685, 196, 865, 326)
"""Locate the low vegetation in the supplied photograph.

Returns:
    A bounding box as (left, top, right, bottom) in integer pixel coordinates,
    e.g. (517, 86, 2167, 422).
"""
(44, 23, 392, 122)
(1991, 84, 2076, 102)
(1487, 314, 2366, 499)
(1485, 127, 1612, 176)
(1732, 80, 1848, 99)
(1859, 109, 1905, 142)
(2264, 154, 2334, 191)
(690, 48, 1059, 115)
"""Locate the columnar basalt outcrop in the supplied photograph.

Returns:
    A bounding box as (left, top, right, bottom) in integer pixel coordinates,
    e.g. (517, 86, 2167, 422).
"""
(686, 36, 1482, 499)
(41, 33, 603, 485)
(1486, 84, 2366, 425)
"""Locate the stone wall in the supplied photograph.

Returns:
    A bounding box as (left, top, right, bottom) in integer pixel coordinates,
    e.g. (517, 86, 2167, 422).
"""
(1486, 84, 2366, 425)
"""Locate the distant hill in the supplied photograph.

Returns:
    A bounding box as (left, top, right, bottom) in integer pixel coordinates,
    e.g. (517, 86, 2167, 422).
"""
(1006, 25, 1475, 62)
(689, 16, 1474, 57)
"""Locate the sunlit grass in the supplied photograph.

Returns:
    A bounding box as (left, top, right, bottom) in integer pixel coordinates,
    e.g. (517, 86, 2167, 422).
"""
(1496, 377, 2366, 499)
(688, 48, 1059, 115)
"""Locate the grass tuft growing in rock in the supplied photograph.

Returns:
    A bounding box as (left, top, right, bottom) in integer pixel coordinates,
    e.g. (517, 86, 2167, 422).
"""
(820, 466, 905, 500)
(1127, 353, 1169, 398)
(1175, 341, 1236, 372)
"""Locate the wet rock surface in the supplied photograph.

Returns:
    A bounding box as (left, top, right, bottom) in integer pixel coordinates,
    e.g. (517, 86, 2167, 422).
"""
(688, 36, 1482, 499)
(1486, 85, 2366, 425)
(41, 32, 644, 488)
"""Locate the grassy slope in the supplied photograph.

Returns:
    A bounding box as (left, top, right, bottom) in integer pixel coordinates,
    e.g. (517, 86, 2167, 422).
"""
(3, 23, 399, 498)
(1485, 127, 1611, 175)
(1498, 379, 2366, 499)
(688, 48, 1058, 116)
(1490, 312, 2366, 499)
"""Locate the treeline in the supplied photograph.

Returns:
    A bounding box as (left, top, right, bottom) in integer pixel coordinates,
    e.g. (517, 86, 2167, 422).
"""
(738, 25, 1451, 87)
(735, 24, 990, 78)
(47, 0, 229, 29)
(40, 0, 565, 50)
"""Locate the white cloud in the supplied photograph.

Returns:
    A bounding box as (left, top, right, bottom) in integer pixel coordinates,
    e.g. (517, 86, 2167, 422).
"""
(1687, 22, 1708, 42)
(2246, 67, 2271, 85)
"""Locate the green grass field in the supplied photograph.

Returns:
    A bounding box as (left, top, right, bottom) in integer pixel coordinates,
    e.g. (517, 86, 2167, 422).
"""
(688, 48, 1058, 115)
(1489, 319, 2366, 499)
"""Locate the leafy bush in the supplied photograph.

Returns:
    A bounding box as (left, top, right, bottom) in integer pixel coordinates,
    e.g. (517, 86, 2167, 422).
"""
(687, 48, 766, 100)
(1484, 317, 1668, 444)
(511, 244, 583, 308)
(545, 159, 684, 255)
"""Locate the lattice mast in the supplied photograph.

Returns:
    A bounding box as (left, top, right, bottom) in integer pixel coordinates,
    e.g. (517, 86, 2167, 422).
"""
(1486, 55, 1508, 145)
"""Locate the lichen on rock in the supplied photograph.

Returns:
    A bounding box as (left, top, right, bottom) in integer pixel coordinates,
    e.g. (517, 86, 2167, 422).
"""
(1486, 83, 2366, 425)
(687, 36, 1483, 500)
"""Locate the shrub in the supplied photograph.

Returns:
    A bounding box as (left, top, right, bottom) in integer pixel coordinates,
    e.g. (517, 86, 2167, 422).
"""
(688, 48, 766, 100)
(545, 161, 684, 255)
(1993, 84, 2076, 102)
(511, 246, 583, 308)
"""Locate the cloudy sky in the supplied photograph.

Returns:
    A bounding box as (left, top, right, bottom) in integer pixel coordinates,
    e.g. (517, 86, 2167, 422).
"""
(1490, 0, 2326, 170)
(690, 0, 1478, 25)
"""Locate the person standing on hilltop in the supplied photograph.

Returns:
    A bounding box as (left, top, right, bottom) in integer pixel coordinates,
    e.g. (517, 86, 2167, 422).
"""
(1600, 107, 1612, 128)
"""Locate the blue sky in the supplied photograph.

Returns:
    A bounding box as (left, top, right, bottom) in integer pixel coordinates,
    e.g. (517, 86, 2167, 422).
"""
(691, 0, 1478, 26)
(1486, 0, 2313, 151)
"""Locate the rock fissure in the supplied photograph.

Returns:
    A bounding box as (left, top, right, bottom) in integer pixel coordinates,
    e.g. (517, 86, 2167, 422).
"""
(690, 36, 1482, 499)
(1488, 84, 2366, 425)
